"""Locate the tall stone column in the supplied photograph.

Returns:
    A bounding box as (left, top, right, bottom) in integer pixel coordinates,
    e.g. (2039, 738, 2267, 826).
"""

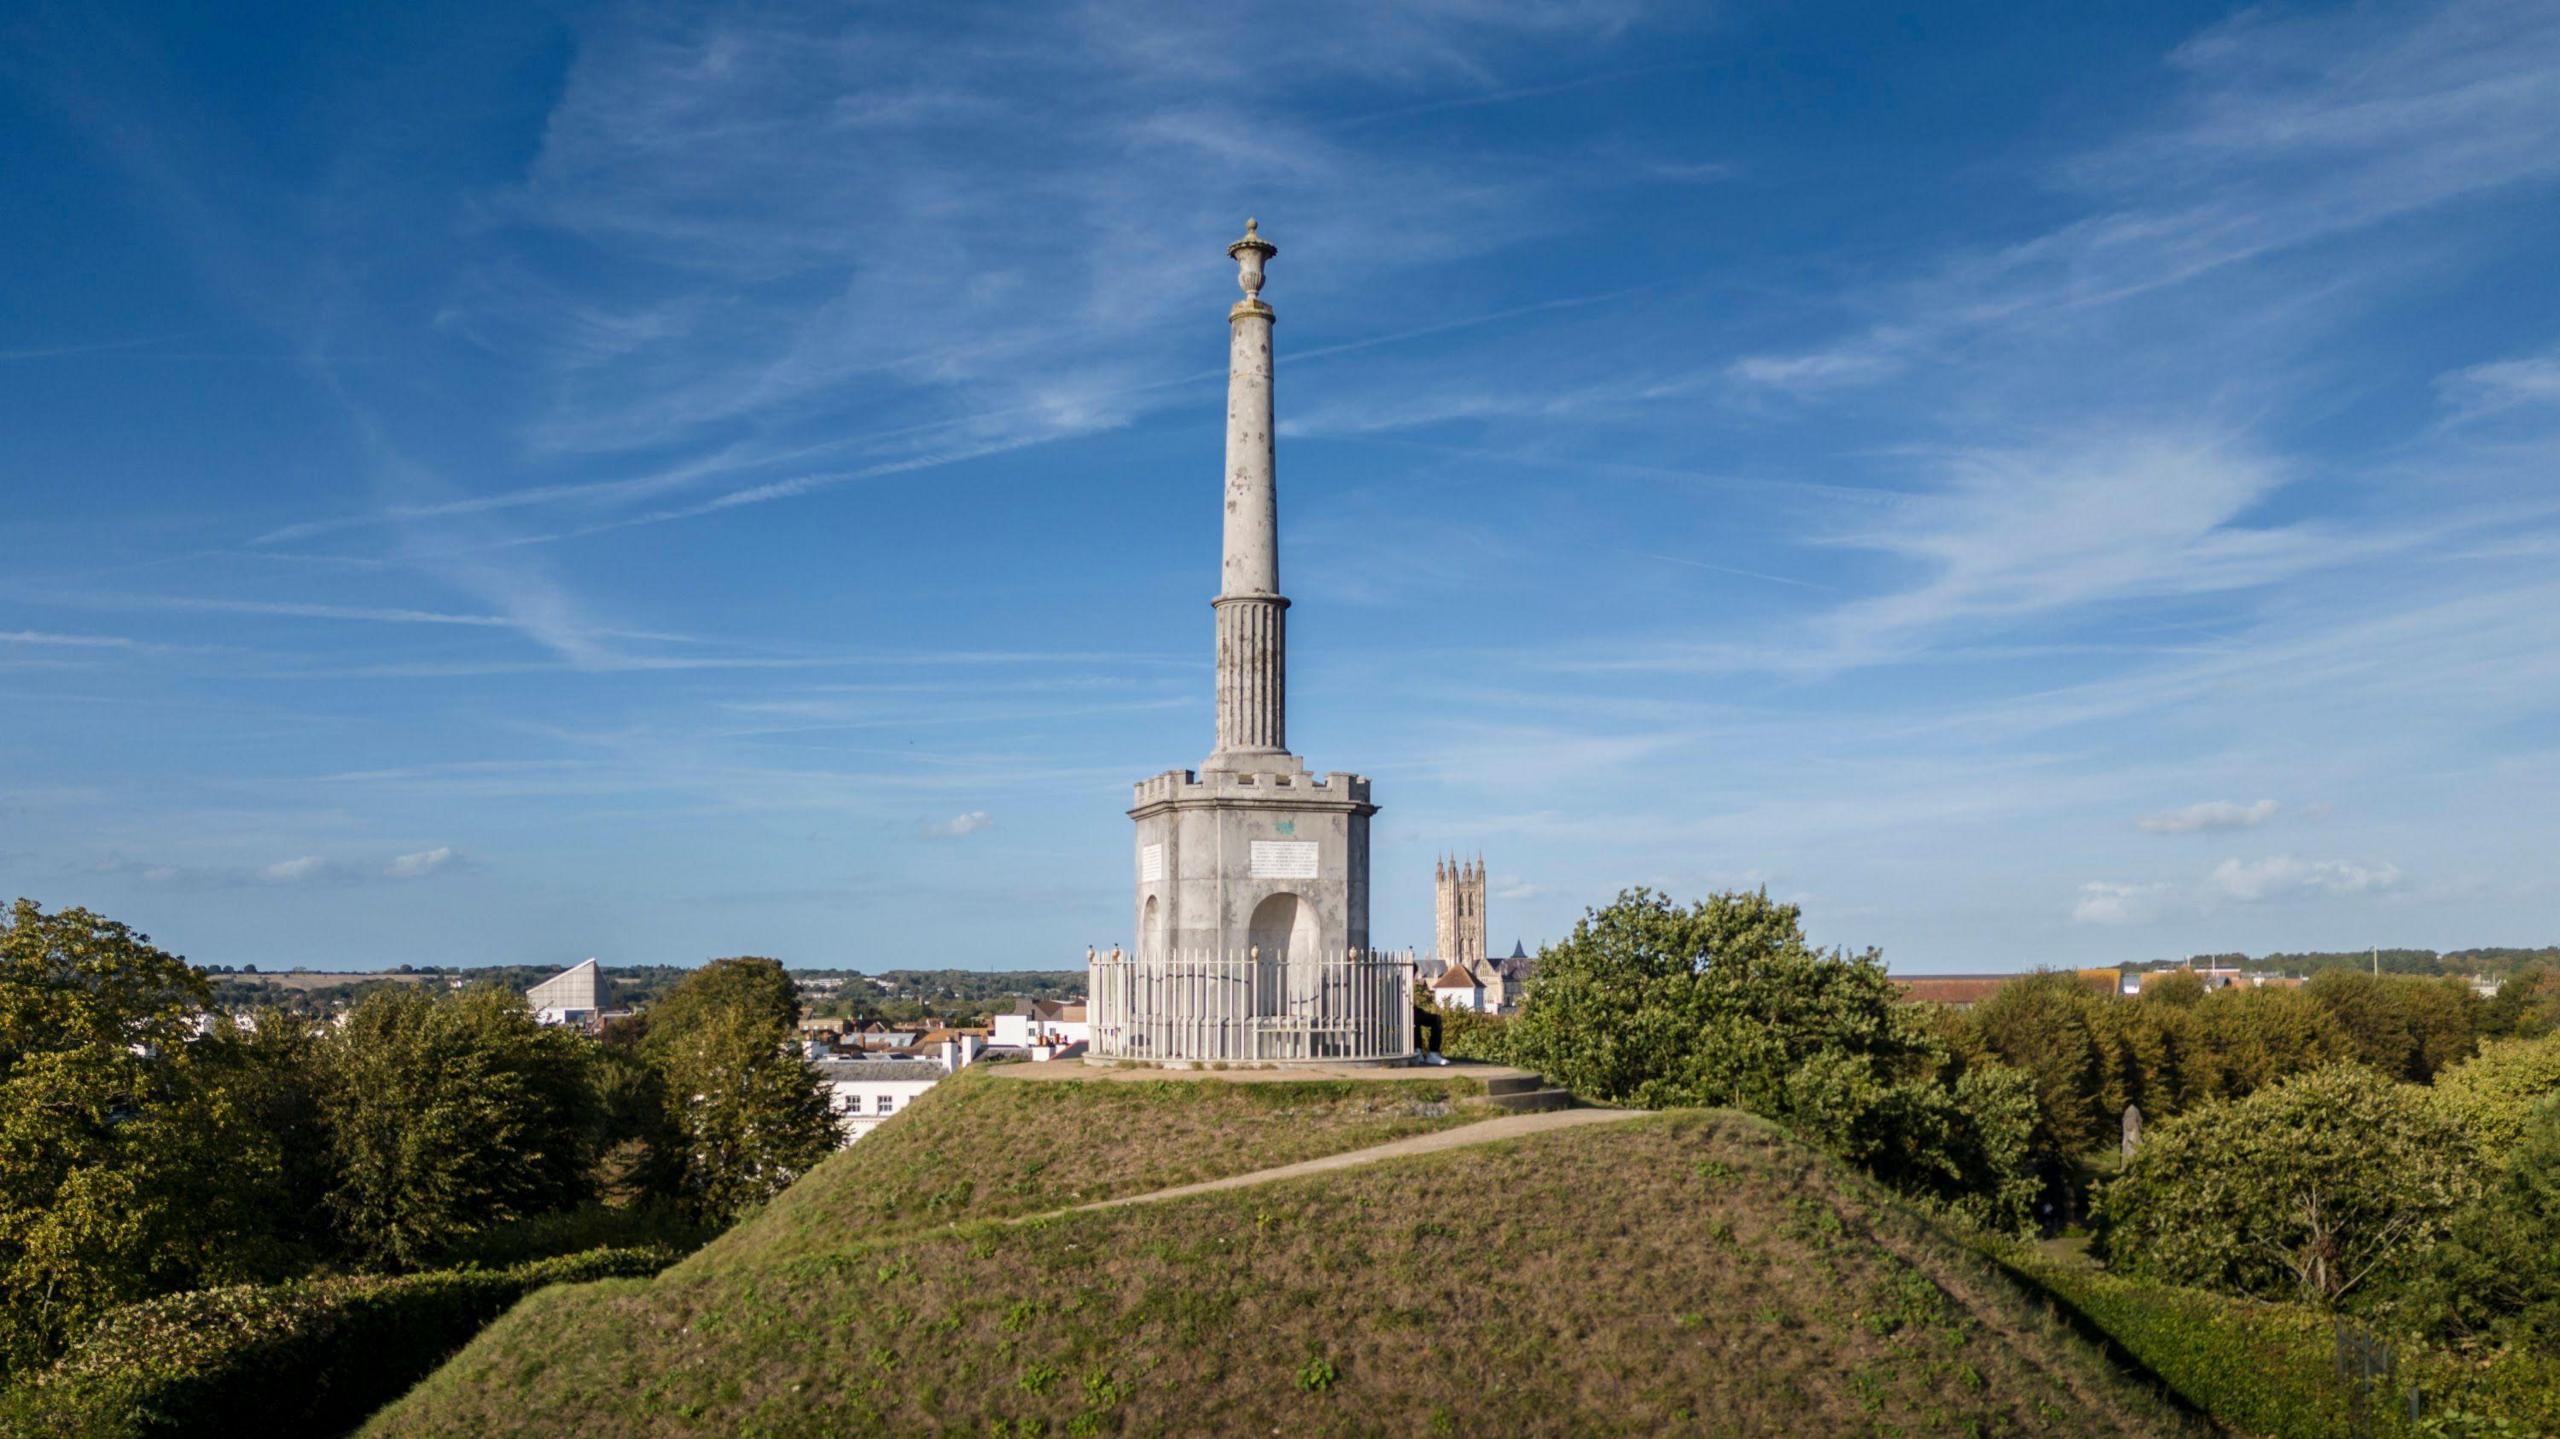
(1211, 219, 1288, 768)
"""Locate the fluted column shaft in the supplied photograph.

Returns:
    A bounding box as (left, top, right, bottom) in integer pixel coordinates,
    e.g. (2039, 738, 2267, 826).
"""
(1214, 594, 1287, 756)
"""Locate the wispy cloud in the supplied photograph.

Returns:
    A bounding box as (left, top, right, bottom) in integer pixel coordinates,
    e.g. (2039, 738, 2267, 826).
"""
(919, 810, 993, 840)
(2073, 881, 2172, 926)
(259, 856, 334, 884)
(384, 846, 458, 878)
(2438, 348, 2560, 422)
(2137, 799, 2280, 834)
(2206, 855, 2402, 904)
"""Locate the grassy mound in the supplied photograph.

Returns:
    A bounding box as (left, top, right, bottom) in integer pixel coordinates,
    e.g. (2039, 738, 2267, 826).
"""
(368, 1107, 2182, 1438)
(679, 1065, 1503, 1272)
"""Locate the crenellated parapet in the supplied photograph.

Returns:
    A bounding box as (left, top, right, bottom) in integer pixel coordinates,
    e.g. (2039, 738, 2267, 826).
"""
(1131, 766, 1373, 814)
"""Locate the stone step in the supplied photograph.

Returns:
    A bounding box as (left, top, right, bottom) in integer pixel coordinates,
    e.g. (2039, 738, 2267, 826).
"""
(1486, 1088, 1574, 1114)
(1482, 1072, 1547, 1097)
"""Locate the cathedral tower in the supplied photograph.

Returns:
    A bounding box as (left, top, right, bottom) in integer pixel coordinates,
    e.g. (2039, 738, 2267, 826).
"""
(1433, 855, 1487, 967)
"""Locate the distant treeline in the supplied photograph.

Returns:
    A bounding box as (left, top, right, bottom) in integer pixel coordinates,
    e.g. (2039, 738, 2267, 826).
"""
(2176, 947, 2560, 978)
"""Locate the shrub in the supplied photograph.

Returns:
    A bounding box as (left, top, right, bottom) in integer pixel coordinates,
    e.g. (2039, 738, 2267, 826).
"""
(2409, 1097, 2560, 1351)
(2094, 1065, 2477, 1305)
(1991, 1243, 2560, 1439)
(0, 1247, 673, 1439)
(1432, 1003, 1512, 1063)
(430, 1201, 712, 1269)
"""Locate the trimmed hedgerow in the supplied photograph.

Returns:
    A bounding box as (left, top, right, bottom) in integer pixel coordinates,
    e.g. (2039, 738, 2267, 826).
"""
(0, 1246, 674, 1439)
(1992, 1244, 2560, 1439)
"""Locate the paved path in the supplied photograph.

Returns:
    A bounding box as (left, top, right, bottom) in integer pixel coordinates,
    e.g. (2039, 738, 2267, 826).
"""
(1073, 1107, 1647, 1214)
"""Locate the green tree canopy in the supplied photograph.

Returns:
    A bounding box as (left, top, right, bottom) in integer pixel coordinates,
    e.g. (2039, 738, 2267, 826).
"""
(2304, 969, 2480, 1082)
(2095, 1064, 2477, 1305)
(0, 902, 280, 1374)
(1962, 972, 2128, 1156)
(638, 959, 834, 1223)
(321, 986, 599, 1268)
(2412, 1096, 2560, 1351)
(2426, 1034, 2560, 1165)
(2484, 965, 2560, 1041)
(2184, 985, 2351, 1100)
(1504, 888, 2039, 1230)
(0, 899, 207, 1063)
(645, 957, 798, 1039)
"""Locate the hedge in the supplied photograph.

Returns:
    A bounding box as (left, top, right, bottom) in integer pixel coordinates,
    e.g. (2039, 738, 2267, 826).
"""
(1990, 1244, 2560, 1439)
(0, 1246, 675, 1439)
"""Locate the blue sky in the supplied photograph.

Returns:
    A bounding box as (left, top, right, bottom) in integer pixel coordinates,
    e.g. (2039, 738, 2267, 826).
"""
(3, 0, 2556, 973)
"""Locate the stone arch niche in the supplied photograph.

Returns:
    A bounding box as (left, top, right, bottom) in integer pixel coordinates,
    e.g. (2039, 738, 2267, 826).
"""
(1141, 894, 1163, 956)
(1247, 891, 1318, 960)
(1247, 890, 1322, 1018)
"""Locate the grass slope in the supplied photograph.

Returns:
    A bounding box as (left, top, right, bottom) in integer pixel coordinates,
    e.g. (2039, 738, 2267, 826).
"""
(369, 1102, 2182, 1438)
(682, 1066, 1504, 1272)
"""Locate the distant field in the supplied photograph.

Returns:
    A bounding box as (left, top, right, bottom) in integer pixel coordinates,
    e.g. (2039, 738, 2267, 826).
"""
(220, 971, 443, 991)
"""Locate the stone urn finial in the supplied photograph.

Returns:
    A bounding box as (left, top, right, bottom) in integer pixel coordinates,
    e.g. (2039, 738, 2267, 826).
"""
(1227, 217, 1276, 302)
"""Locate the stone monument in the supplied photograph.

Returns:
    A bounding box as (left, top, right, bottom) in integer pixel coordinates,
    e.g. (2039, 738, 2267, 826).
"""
(1087, 220, 1411, 1065)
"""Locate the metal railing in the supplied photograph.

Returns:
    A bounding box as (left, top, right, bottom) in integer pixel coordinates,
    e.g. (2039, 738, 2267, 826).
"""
(1087, 946, 1416, 1064)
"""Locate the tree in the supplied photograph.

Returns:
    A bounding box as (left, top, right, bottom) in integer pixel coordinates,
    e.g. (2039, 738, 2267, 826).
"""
(0, 902, 278, 1373)
(1505, 888, 2039, 1230)
(0, 899, 207, 1063)
(2185, 985, 2351, 1100)
(2412, 1097, 2560, 1351)
(321, 986, 598, 1267)
(646, 956, 798, 1037)
(191, 1009, 336, 1259)
(586, 1030, 681, 1206)
(1963, 972, 2122, 1157)
(2141, 970, 2208, 1009)
(638, 959, 834, 1223)
(2426, 1034, 2560, 1165)
(2094, 1064, 2477, 1306)
(2484, 966, 2560, 1040)
(2305, 969, 2479, 1081)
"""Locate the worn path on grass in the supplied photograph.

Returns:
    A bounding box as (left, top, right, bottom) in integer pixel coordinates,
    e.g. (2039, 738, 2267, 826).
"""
(1072, 1106, 1646, 1214)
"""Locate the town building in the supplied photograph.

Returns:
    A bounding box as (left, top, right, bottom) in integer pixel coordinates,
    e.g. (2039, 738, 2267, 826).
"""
(992, 999, 1089, 1048)
(816, 1037, 984, 1143)
(525, 958, 614, 1028)
(1089, 220, 1412, 1065)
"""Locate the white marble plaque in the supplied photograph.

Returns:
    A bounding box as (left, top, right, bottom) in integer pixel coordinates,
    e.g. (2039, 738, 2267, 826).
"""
(1249, 840, 1319, 879)
(1140, 843, 1164, 883)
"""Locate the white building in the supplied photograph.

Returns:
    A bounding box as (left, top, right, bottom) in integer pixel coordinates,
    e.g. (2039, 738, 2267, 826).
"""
(815, 1038, 982, 1142)
(991, 998, 1089, 1049)
(525, 958, 613, 1027)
